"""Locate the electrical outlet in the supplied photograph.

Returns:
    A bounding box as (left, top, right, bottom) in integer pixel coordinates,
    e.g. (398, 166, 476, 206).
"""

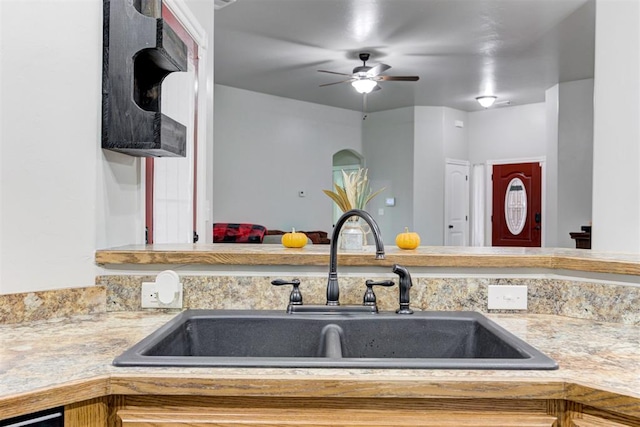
(488, 285, 528, 310)
(141, 281, 183, 309)
(141, 282, 159, 308)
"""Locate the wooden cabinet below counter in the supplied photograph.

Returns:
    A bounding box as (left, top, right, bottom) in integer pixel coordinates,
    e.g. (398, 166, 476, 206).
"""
(566, 401, 640, 427)
(117, 411, 557, 426)
(114, 396, 557, 427)
(63, 395, 640, 427)
(56, 396, 637, 427)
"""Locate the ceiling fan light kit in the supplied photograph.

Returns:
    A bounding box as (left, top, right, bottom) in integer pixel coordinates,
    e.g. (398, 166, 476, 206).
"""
(476, 96, 497, 108)
(318, 52, 419, 95)
(351, 79, 378, 94)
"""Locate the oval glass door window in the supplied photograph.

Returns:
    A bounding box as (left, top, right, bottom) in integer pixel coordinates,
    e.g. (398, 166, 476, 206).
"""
(505, 177, 527, 235)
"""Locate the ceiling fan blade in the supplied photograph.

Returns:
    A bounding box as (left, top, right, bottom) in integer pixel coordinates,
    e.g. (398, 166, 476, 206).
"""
(365, 63, 391, 77)
(378, 75, 420, 81)
(318, 70, 353, 77)
(319, 79, 353, 87)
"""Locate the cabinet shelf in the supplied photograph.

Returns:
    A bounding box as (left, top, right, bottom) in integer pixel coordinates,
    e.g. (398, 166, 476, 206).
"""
(102, 0, 187, 157)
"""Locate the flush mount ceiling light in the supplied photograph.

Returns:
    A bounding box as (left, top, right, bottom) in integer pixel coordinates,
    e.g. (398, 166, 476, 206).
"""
(214, 0, 236, 10)
(351, 79, 378, 94)
(476, 96, 497, 108)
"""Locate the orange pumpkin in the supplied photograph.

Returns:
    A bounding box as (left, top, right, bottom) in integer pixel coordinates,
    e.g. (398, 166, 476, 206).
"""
(282, 228, 308, 248)
(395, 227, 420, 249)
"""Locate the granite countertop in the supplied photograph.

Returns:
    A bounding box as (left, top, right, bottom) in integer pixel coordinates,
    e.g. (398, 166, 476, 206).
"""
(95, 244, 640, 275)
(1, 311, 640, 419)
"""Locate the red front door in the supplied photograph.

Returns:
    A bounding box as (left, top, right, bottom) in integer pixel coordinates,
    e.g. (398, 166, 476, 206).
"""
(492, 162, 542, 247)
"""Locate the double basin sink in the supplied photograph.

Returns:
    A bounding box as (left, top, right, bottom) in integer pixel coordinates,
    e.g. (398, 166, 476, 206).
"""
(114, 309, 557, 370)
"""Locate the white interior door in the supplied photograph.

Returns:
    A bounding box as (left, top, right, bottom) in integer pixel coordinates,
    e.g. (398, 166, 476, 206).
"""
(154, 67, 195, 244)
(444, 160, 470, 246)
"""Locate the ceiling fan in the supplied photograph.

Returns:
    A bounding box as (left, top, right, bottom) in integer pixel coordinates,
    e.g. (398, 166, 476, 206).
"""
(318, 53, 420, 94)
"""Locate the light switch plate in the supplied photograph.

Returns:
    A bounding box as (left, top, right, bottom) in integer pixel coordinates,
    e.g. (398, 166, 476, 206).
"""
(488, 285, 528, 310)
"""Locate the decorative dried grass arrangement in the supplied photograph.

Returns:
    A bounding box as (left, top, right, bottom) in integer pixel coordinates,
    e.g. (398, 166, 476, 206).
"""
(323, 168, 385, 212)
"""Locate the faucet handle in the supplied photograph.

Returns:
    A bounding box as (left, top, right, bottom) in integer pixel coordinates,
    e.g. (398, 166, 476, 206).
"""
(271, 279, 303, 310)
(363, 279, 395, 310)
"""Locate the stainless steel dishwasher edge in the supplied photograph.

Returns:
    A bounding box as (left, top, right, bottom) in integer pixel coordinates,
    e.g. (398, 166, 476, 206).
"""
(0, 407, 63, 427)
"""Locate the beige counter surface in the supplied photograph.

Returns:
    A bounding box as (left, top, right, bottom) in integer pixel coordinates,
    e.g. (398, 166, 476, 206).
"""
(95, 244, 640, 276)
(1, 311, 639, 420)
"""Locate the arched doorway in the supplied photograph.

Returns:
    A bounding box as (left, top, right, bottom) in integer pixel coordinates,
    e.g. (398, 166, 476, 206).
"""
(331, 149, 364, 224)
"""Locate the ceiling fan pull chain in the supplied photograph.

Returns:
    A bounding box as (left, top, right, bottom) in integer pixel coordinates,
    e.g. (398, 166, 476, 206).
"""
(362, 93, 368, 120)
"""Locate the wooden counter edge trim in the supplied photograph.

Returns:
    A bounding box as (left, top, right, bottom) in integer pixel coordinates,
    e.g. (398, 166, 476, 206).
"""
(565, 381, 640, 418)
(94, 250, 330, 266)
(552, 256, 640, 276)
(375, 254, 554, 269)
(94, 250, 563, 270)
(95, 249, 640, 276)
(107, 375, 567, 400)
(0, 376, 110, 420)
(95, 250, 555, 268)
(3, 376, 640, 421)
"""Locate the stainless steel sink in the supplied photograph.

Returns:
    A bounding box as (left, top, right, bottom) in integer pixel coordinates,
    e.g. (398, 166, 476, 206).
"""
(113, 310, 558, 369)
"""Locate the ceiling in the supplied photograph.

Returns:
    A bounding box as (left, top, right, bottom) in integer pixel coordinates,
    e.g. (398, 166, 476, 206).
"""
(213, 0, 595, 113)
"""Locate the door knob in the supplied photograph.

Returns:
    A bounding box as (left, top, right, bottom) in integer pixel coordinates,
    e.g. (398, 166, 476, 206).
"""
(448, 225, 454, 229)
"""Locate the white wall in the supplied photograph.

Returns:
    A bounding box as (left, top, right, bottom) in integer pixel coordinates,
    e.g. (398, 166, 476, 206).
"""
(96, 152, 145, 251)
(545, 85, 560, 247)
(212, 96, 473, 246)
(211, 90, 595, 250)
(443, 108, 469, 160)
(212, 97, 472, 246)
(0, 0, 215, 294)
(1, 0, 102, 294)
(592, 0, 640, 253)
(413, 107, 447, 245)
(213, 85, 362, 234)
(468, 103, 547, 164)
(362, 107, 414, 244)
(410, 107, 470, 246)
(546, 80, 595, 248)
(558, 79, 594, 248)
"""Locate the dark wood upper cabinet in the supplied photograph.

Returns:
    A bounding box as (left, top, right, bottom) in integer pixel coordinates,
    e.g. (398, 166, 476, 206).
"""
(102, 0, 187, 157)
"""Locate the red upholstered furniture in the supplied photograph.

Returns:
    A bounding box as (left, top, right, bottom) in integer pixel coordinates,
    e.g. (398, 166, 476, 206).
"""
(213, 223, 267, 243)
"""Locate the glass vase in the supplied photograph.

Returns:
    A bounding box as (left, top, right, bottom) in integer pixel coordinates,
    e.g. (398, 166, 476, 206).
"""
(340, 217, 365, 251)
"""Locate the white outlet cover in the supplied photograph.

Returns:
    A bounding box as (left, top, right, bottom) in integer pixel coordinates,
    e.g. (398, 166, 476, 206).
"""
(141, 277, 183, 309)
(141, 282, 159, 308)
(488, 285, 528, 310)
